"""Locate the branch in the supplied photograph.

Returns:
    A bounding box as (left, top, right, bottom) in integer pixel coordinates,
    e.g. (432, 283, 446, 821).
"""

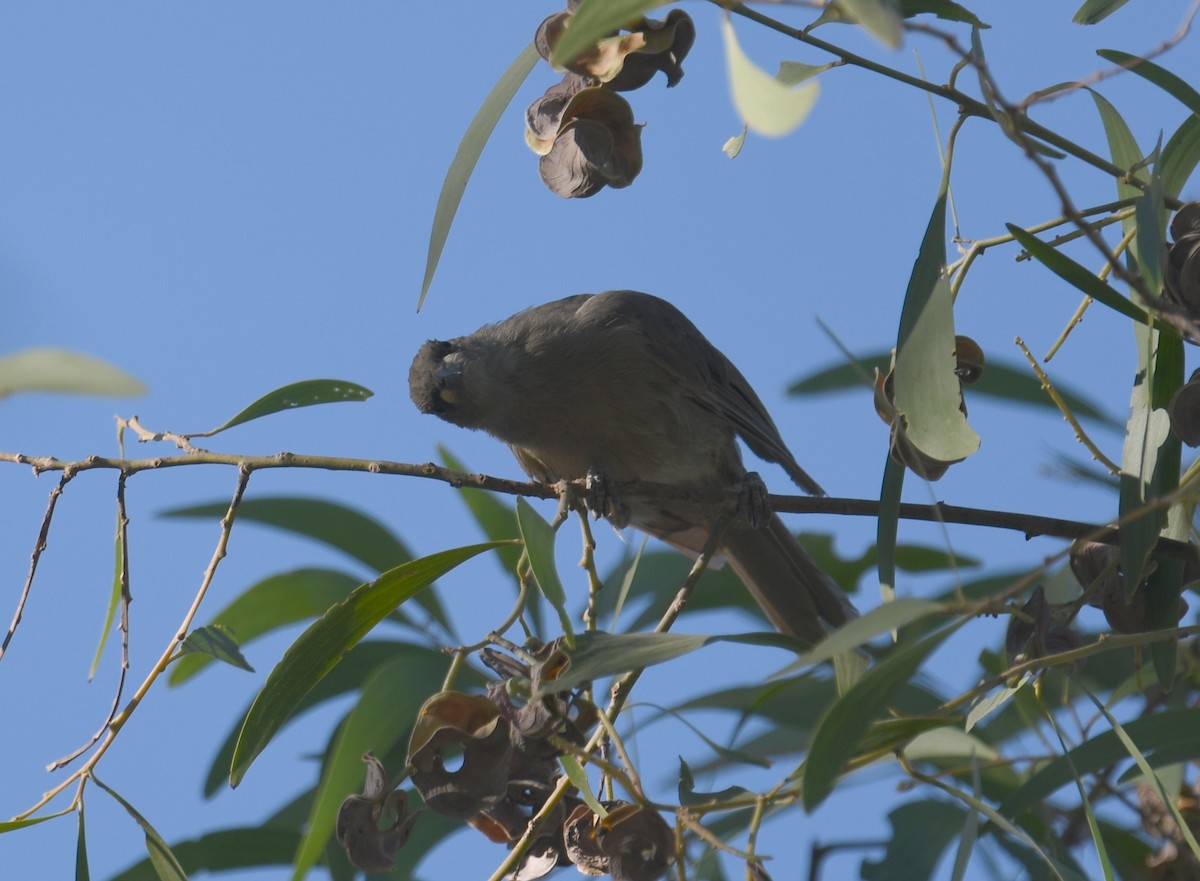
(3, 450, 1194, 558)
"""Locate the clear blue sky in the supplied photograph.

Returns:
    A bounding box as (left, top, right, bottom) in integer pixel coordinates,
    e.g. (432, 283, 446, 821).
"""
(2, 3, 1198, 880)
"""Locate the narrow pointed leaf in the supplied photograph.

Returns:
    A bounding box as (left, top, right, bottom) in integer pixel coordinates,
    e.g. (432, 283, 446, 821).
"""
(230, 542, 505, 786)
(516, 497, 575, 644)
(90, 510, 126, 680)
(76, 808, 90, 881)
(420, 42, 539, 307)
(1073, 0, 1133, 24)
(1006, 225, 1154, 325)
(190, 379, 372, 437)
(778, 598, 943, 673)
(561, 755, 609, 817)
(0, 348, 145, 398)
(92, 777, 188, 881)
(835, 0, 903, 47)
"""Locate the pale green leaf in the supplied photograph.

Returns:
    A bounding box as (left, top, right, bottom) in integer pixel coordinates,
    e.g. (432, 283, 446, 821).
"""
(835, 0, 903, 47)
(722, 17, 820, 138)
(0, 348, 144, 398)
(777, 598, 943, 673)
(92, 777, 189, 881)
(515, 497, 575, 645)
(549, 0, 665, 68)
(560, 755, 609, 818)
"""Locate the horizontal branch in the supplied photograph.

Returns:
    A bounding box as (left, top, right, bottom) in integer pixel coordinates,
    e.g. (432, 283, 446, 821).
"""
(2, 449, 1194, 559)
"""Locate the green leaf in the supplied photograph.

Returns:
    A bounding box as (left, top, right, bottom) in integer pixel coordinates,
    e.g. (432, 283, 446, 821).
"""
(76, 807, 90, 881)
(91, 777, 188, 881)
(861, 800, 967, 880)
(420, 42, 540, 307)
(1073, 0, 1133, 24)
(0, 348, 145, 398)
(178, 625, 253, 673)
(1006, 224, 1154, 325)
(1161, 114, 1200, 202)
(90, 508, 126, 680)
(105, 829, 304, 881)
(998, 707, 1200, 819)
(1091, 89, 1145, 201)
(876, 454, 905, 605)
(803, 622, 961, 810)
(170, 568, 361, 685)
(202, 641, 466, 798)
(561, 755, 609, 817)
(898, 0, 986, 27)
(790, 351, 1121, 428)
(530, 630, 795, 699)
(549, 0, 664, 69)
(190, 379, 372, 437)
(161, 497, 413, 575)
(722, 17, 820, 138)
(515, 497, 575, 644)
(778, 598, 944, 673)
(835, 0, 903, 47)
(0, 807, 75, 833)
(290, 655, 445, 880)
(1097, 50, 1200, 118)
(893, 193, 980, 463)
(229, 542, 504, 787)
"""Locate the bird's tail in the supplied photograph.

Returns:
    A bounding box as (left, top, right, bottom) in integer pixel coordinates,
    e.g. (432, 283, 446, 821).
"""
(719, 515, 857, 645)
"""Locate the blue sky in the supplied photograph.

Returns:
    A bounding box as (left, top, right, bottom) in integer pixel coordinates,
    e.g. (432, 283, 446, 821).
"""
(2, 3, 1199, 880)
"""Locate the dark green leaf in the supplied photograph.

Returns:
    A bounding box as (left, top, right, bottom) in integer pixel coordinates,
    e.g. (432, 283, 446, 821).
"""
(550, 0, 664, 68)
(170, 568, 361, 685)
(861, 800, 967, 880)
(229, 543, 504, 786)
(0, 348, 145, 398)
(106, 829, 302, 881)
(876, 454, 905, 605)
(1006, 224, 1154, 325)
(420, 43, 540, 307)
(790, 352, 1120, 427)
(898, 0, 986, 26)
(803, 623, 960, 810)
(1162, 114, 1200, 201)
(439, 446, 523, 575)
(161, 497, 411, 574)
(516, 497, 575, 644)
(1073, 0, 1133, 25)
(191, 379, 372, 437)
(76, 808, 89, 881)
(779, 598, 944, 673)
(178, 625, 253, 673)
(998, 708, 1200, 819)
(1097, 50, 1200, 117)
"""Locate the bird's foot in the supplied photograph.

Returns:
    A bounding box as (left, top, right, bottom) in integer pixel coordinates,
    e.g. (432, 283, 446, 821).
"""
(585, 468, 630, 528)
(738, 472, 772, 530)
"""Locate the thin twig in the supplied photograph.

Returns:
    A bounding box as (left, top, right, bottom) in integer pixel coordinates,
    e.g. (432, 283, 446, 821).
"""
(1, 471, 74, 662)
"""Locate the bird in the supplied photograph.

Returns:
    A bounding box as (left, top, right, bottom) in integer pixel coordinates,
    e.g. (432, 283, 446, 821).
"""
(408, 290, 856, 644)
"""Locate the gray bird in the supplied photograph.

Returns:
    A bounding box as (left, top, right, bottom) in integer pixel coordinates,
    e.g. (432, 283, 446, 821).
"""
(408, 290, 856, 644)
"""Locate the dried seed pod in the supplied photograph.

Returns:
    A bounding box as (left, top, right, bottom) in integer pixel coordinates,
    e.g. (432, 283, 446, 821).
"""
(605, 10, 695, 90)
(407, 692, 513, 819)
(1005, 585, 1049, 662)
(336, 752, 421, 872)
(526, 73, 591, 148)
(1171, 201, 1200, 241)
(953, 335, 985, 384)
(537, 89, 642, 198)
(1068, 539, 1122, 607)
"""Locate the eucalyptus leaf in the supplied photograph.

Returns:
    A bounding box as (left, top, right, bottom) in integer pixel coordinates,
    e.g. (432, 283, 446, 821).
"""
(549, 0, 664, 69)
(1073, 0, 1133, 25)
(420, 42, 540, 307)
(190, 379, 372, 437)
(0, 348, 145, 398)
(515, 497, 575, 645)
(179, 625, 253, 673)
(230, 543, 504, 786)
(722, 17, 819, 138)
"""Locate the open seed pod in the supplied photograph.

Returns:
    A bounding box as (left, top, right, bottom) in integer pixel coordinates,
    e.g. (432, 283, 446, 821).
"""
(537, 88, 643, 198)
(1069, 540, 1122, 607)
(407, 692, 513, 819)
(565, 801, 675, 881)
(336, 752, 421, 873)
(534, 8, 694, 89)
(1169, 368, 1200, 447)
(1166, 202, 1200, 319)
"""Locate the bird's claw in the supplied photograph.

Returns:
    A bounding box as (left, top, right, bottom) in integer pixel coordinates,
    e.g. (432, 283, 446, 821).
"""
(586, 468, 630, 528)
(738, 472, 772, 530)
